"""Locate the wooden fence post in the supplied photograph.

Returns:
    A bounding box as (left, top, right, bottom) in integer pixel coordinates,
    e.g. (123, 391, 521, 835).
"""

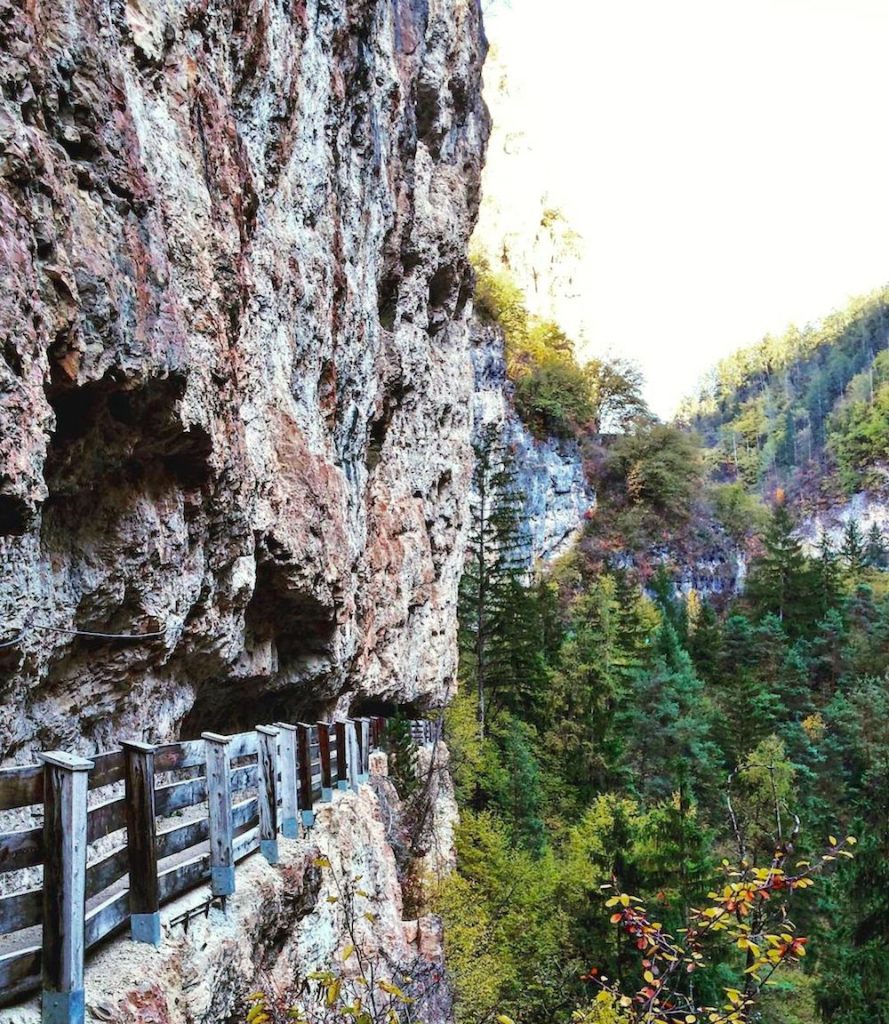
(122, 741, 160, 945)
(296, 724, 314, 827)
(317, 722, 333, 801)
(40, 751, 93, 1024)
(202, 733, 235, 896)
(256, 726, 280, 864)
(372, 716, 385, 749)
(358, 719, 370, 782)
(347, 719, 361, 792)
(275, 723, 300, 839)
(335, 721, 349, 790)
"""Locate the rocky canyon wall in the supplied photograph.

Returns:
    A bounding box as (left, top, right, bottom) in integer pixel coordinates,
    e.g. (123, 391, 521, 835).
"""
(471, 324, 594, 565)
(0, 0, 489, 761)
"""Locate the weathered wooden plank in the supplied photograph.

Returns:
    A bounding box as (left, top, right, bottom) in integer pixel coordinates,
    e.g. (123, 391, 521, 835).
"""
(257, 727, 280, 863)
(85, 845, 129, 899)
(232, 798, 258, 836)
(228, 732, 258, 761)
(154, 740, 206, 773)
(358, 719, 371, 780)
(86, 795, 128, 844)
(156, 815, 209, 862)
(296, 724, 314, 824)
(233, 828, 259, 864)
(275, 724, 299, 839)
(0, 945, 41, 1006)
(41, 750, 92, 1018)
(88, 751, 125, 791)
(157, 852, 210, 904)
(84, 889, 130, 949)
(317, 722, 333, 801)
(347, 720, 362, 792)
(203, 733, 234, 898)
(124, 741, 160, 945)
(231, 762, 258, 794)
(0, 825, 43, 871)
(0, 764, 43, 810)
(0, 885, 42, 933)
(335, 721, 348, 789)
(154, 776, 208, 818)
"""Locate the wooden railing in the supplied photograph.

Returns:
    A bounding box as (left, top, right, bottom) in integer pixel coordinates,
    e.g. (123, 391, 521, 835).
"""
(0, 715, 434, 1021)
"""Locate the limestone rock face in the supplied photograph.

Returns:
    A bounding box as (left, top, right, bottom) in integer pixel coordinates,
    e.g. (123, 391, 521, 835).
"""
(471, 324, 594, 565)
(0, 0, 489, 758)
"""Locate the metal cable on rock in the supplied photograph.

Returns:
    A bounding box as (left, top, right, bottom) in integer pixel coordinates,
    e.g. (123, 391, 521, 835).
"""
(0, 622, 168, 648)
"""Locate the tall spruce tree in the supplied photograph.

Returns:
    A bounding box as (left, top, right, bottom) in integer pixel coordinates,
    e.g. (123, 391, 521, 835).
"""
(865, 522, 888, 568)
(841, 518, 869, 581)
(746, 500, 812, 635)
(459, 424, 540, 737)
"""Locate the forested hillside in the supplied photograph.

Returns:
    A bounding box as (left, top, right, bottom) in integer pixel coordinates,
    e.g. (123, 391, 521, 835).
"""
(433, 268, 889, 1024)
(678, 287, 889, 500)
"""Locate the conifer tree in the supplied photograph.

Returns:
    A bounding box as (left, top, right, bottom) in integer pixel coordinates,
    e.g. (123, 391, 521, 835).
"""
(841, 518, 868, 580)
(459, 424, 539, 737)
(746, 501, 811, 635)
(865, 521, 887, 569)
(814, 531, 843, 616)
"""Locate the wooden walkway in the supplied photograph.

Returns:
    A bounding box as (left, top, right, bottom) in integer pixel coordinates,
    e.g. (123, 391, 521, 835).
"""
(0, 716, 436, 1022)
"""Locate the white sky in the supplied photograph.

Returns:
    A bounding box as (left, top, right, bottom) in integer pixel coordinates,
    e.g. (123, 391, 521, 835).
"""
(483, 0, 889, 418)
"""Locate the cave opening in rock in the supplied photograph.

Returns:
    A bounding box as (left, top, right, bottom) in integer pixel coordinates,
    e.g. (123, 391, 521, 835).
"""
(180, 557, 339, 737)
(42, 372, 213, 501)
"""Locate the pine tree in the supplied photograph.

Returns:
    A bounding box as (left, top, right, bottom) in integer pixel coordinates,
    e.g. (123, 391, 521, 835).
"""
(746, 502, 812, 635)
(459, 424, 538, 737)
(865, 522, 888, 569)
(687, 599, 722, 683)
(813, 531, 843, 616)
(841, 519, 868, 581)
(547, 575, 634, 798)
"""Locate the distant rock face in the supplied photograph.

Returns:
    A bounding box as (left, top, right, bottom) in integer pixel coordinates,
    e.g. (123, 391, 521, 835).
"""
(471, 324, 594, 564)
(797, 489, 889, 555)
(0, 0, 489, 759)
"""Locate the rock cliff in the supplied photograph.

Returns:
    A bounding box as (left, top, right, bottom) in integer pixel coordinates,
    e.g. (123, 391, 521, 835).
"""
(0, 0, 489, 760)
(471, 324, 594, 565)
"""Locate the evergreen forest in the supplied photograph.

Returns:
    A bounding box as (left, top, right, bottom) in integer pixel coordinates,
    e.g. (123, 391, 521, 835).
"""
(434, 266, 889, 1024)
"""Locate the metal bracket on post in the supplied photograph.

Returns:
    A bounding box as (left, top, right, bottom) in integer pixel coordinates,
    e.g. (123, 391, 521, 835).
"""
(122, 741, 161, 946)
(275, 723, 300, 839)
(256, 726, 281, 865)
(40, 750, 94, 1024)
(203, 733, 235, 896)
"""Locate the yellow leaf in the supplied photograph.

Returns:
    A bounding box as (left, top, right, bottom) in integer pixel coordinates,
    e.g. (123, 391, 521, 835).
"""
(496, 1017, 516, 1024)
(326, 979, 341, 1008)
(828, 835, 838, 846)
(644, 970, 655, 984)
(342, 944, 355, 961)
